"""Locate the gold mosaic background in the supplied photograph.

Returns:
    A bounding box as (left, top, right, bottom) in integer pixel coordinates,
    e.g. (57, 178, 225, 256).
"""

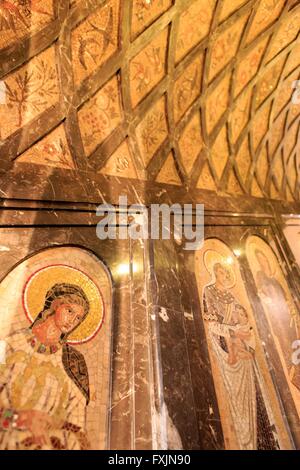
(0, 0, 300, 201)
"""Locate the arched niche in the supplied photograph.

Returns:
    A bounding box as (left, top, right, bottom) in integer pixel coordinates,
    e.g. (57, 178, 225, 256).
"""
(0, 246, 112, 450)
(246, 235, 300, 419)
(195, 238, 291, 450)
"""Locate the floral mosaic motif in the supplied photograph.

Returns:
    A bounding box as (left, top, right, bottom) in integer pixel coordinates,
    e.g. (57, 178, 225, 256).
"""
(227, 169, 243, 195)
(251, 177, 264, 198)
(100, 140, 138, 179)
(235, 137, 252, 184)
(71, 0, 120, 87)
(272, 153, 284, 190)
(78, 75, 122, 157)
(255, 145, 268, 187)
(285, 42, 300, 76)
(229, 87, 252, 143)
(136, 96, 168, 166)
(268, 112, 286, 157)
(270, 180, 281, 199)
(131, 0, 172, 37)
(0, 46, 59, 141)
(17, 125, 74, 169)
(206, 74, 231, 134)
(156, 152, 181, 186)
(218, 0, 247, 23)
(255, 58, 285, 108)
(246, 0, 286, 45)
(130, 28, 168, 107)
(209, 13, 248, 81)
(0, 0, 54, 50)
(197, 161, 217, 191)
(265, 7, 300, 61)
(272, 72, 298, 118)
(211, 126, 229, 180)
(286, 156, 297, 194)
(175, 0, 216, 62)
(286, 101, 300, 127)
(178, 112, 203, 175)
(173, 55, 203, 123)
(234, 37, 269, 97)
(284, 121, 299, 160)
(0, 0, 298, 202)
(252, 103, 271, 151)
(285, 186, 294, 202)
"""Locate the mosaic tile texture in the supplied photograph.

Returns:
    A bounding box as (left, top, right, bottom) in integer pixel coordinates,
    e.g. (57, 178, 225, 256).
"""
(0, 0, 299, 200)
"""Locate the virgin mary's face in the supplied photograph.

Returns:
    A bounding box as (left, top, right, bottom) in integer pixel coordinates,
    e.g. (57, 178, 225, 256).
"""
(54, 303, 85, 334)
(256, 252, 271, 276)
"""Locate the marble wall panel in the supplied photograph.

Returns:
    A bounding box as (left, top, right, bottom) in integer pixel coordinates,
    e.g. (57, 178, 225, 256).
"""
(0, 211, 154, 450)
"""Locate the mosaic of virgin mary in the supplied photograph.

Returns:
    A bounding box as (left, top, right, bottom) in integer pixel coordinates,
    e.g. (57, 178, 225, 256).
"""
(202, 250, 279, 450)
(0, 265, 104, 450)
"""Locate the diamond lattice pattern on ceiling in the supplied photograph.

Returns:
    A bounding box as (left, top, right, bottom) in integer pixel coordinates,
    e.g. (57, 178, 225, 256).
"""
(0, 0, 299, 201)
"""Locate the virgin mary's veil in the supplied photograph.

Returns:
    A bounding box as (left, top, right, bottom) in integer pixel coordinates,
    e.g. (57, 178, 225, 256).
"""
(31, 282, 90, 333)
(31, 282, 91, 404)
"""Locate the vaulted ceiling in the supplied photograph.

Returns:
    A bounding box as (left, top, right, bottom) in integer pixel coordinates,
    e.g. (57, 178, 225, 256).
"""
(0, 0, 299, 201)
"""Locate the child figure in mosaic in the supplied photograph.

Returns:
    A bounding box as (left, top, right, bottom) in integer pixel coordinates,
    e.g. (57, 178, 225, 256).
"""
(227, 305, 255, 366)
(0, 283, 91, 450)
(203, 253, 279, 450)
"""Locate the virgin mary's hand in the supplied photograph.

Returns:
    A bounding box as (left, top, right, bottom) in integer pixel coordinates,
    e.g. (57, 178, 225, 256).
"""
(17, 410, 55, 447)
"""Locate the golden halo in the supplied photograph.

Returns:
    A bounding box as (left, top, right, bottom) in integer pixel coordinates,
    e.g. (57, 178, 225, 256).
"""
(246, 238, 277, 277)
(23, 265, 104, 344)
(203, 249, 236, 288)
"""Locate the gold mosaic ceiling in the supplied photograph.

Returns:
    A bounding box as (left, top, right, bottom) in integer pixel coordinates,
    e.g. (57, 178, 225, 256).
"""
(0, 0, 299, 201)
